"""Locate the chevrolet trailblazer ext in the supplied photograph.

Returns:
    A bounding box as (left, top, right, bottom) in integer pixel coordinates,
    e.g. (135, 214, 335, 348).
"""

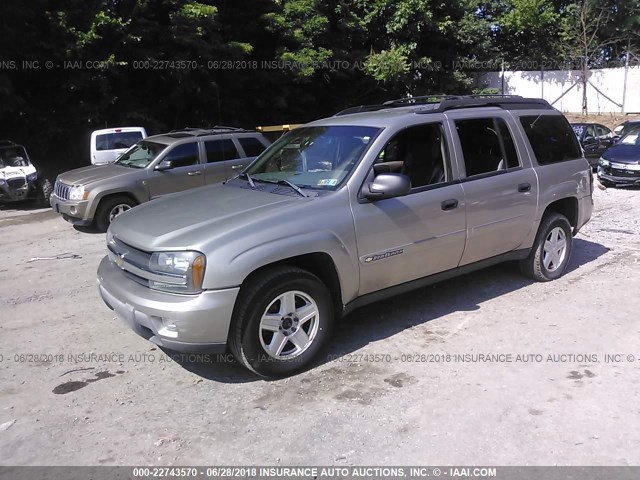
(98, 96, 593, 377)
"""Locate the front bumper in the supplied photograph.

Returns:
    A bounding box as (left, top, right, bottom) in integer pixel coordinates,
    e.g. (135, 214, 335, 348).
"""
(0, 180, 37, 202)
(50, 194, 92, 226)
(597, 165, 640, 185)
(97, 256, 239, 353)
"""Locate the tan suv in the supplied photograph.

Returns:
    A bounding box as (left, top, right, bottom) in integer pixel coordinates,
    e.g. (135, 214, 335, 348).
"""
(51, 127, 270, 231)
(97, 96, 593, 377)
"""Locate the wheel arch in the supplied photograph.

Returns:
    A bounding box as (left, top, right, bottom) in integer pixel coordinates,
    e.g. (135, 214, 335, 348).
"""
(240, 252, 344, 319)
(542, 196, 579, 233)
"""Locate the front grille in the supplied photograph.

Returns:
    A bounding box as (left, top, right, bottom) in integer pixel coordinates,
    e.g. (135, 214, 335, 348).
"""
(54, 181, 71, 200)
(7, 178, 26, 189)
(611, 168, 640, 179)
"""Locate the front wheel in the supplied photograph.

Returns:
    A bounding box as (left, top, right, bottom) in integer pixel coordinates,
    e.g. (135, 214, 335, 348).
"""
(229, 266, 334, 378)
(95, 195, 137, 232)
(519, 212, 573, 282)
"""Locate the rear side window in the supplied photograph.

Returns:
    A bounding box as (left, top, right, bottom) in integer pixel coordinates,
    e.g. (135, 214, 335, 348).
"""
(238, 137, 267, 157)
(163, 143, 199, 168)
(519, 116, 582, 164)
(96, 132, 143, 151)
(205, 139, 240, 163)
(455, 117, 520, 177)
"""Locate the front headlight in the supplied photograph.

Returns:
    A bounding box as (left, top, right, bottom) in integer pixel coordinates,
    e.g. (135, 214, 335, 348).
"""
(68, 185, 89, 201)
(0, 179, 5, 186)
(26, 173, 37, 182)
(599, 158, 610, 167)
(149, 251, 206, 294)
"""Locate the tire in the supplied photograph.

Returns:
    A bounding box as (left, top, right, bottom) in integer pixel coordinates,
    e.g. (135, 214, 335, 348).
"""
(229, 266, 334, 378)
(519, 212, 573, 282)
(95, 195, 137, 232)
(37, 178, 52, 207)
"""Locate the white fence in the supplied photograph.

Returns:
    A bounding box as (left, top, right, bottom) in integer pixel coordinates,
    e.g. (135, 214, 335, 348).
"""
(479, 66, 640, 114)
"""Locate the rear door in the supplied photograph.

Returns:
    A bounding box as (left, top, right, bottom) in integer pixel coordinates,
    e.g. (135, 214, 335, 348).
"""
(203, 137, 241, 184)
(447, 113, 538, 265)
(146, 142, 205, 198)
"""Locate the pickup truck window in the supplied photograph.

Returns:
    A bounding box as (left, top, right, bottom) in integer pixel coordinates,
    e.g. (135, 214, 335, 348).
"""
(520, 115, 582, 164)
(205, 139, 240, 163)
(455, 117, 519, 177)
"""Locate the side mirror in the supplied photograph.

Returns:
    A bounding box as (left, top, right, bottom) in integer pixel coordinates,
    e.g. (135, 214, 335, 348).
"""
(364, 173, 411, 200)
(155, 159, 174, 171)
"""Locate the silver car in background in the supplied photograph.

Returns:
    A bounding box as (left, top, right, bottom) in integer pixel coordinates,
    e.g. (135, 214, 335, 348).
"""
(51, 127, 270, 231)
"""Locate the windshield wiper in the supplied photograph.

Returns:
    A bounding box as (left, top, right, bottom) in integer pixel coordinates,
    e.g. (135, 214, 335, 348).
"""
(274, 179, 307, 197)
(238, 172, 256, 189)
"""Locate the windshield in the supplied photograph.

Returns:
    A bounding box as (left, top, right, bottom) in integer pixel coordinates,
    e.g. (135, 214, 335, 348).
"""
(115, 141, 166, 169)
(244, 126, 381, 190)
(618, 128, 640, 146)
(0, 146, 30, 168)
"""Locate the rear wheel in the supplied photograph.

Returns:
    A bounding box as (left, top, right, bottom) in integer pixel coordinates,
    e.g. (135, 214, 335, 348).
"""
(519, 212, 573, 282)
(95, 195, 136, 232)
(229, 266, 334, 378)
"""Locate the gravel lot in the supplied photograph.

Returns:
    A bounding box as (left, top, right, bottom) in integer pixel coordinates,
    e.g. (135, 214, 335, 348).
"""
(0, 180, 639, 466)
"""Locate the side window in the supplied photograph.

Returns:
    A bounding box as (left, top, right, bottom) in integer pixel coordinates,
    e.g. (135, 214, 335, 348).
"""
(584, 125, 596, 139)
(519, 115, 582, 165)
(455, 117, 519, 177)
(205, 139, 240, 163)
(596, 125, 610, 138)
(163, 143, 199, 168)
(373, 123, 448, 189)
(238, 137, 267, 157)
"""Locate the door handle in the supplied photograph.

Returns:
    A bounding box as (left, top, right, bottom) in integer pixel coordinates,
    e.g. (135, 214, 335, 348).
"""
(441, 199, 458, 211)
(518, 182, 531, 193)
(231, 164, 244, 170)
(187, 171, 202, 176)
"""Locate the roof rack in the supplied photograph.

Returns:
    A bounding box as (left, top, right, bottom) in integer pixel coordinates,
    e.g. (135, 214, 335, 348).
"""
(334, 94, 553, 116)
(168, 126, 248, 136)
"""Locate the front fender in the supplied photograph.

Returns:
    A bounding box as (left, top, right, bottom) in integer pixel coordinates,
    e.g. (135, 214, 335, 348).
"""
(204, 230, 359, 305)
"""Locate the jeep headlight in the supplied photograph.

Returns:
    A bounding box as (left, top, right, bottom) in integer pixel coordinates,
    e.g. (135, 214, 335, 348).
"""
(149, 251, 206, 294)
(68, 185, 88, 201)
(26, 173, 37, 182)
(0, 178, 5, 186)
(599, 158, 610, 167)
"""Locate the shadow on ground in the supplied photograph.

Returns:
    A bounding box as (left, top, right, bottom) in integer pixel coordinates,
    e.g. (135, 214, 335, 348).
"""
(167, 238, 610, 383)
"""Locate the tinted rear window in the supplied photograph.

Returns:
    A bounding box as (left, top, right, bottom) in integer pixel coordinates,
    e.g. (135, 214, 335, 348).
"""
(519, 116, 581, 165)
(96, 132, 144, 151)
(238, 137, 267, 157)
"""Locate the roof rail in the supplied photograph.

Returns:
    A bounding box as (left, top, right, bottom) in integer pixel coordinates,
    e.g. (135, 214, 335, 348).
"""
(168, 126, 248, 136)
(335, 95, 553, 116)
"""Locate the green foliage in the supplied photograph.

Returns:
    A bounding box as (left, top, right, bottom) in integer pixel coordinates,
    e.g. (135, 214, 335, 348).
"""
(364, 48, 411, 82)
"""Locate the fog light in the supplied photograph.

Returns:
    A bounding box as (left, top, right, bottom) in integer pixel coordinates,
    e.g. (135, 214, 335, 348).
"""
(70, 206, 77, 215)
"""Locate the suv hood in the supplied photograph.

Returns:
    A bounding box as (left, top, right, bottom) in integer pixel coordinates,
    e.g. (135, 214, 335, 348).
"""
(110, 184, 304, 251)
(602, 145, 640, 163)
(57, 164, 138, 185)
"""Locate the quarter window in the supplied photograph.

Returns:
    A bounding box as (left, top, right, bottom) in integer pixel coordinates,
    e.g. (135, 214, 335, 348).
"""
(205, 139, 240, 163)
(519, 115, 582, 165)
(455, 117, 520, 177)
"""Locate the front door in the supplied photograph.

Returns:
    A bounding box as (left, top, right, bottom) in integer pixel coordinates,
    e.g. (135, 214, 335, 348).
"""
(147, 142, 205, 198)
(350, 122, 467, 296)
